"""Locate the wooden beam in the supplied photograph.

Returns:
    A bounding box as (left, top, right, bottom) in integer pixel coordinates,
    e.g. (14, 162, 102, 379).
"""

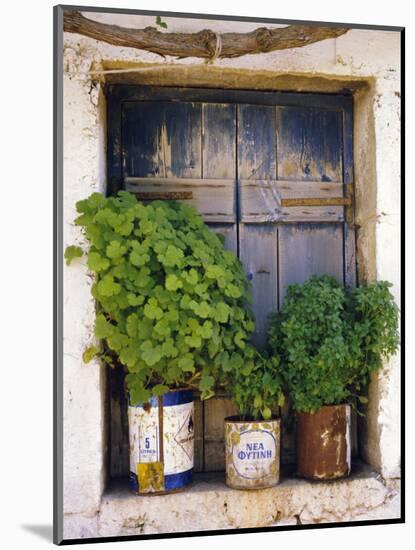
(63, 11, 349, 60)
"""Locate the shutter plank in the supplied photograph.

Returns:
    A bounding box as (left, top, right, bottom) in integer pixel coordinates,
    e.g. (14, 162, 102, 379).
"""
(237, 104, 278, 346)
(204, 221, 238, 472)
(193, 396, 204, 472)
(109, 367, 129, 478)
(166, 102, 202, 178)
(202, 103, 236, 179)
(197, 102, 240, 474)
(122, 101, 202, 178)
(239, 224, 278, 347)
(122, 102, 164, 178)
(343, 104, 357, 288)
(204, 396, 239, 472)
(278, 223, 344, 302)
(277, 106, 342, 182)
(238, 104, 276, 179)
(208, 223, 238, 252)
(278, 223, 344, 464)
(281, 398, 296, 466)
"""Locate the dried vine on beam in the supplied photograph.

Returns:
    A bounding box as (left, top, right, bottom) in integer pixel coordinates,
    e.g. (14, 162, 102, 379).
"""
(63, 11, 349, 60)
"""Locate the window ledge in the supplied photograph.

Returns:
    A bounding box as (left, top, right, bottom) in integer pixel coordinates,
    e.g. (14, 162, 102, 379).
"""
(95, 461, 400, 537)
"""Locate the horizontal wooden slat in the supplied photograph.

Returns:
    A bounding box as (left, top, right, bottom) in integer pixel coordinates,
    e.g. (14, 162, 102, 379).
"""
(126, 177, 346, 223)
(271, 180, 345, 198)
(125, 177, 236, 223)
(133, 191, 193, 200)
(111, 85, 353, 111)
(281, 197, 351, 207)
(241, 206, 344, 223)
(280, 206, 344, 223)
(239, 180, 345, 223)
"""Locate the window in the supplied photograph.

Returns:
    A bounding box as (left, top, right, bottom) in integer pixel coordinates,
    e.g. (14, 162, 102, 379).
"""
(107, 86, 356, 477)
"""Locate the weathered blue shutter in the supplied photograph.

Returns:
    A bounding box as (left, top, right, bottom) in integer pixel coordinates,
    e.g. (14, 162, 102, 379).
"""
(107, 87, 356, 475)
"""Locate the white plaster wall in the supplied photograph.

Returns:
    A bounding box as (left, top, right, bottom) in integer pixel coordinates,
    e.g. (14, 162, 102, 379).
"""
(62, 14, 401, 526)
(372, 76, 401, 478)
(63, 64, 107, 515)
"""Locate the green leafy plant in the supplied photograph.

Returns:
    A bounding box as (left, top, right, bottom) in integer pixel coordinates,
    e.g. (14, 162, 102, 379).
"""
(155, 15, 168, 29)
(64, 245, 83, 265)
(226, 348, 285, 420)
(268, 275, 399, 413)
(66, 191, 255, 404)
(346, 281, 400, 394)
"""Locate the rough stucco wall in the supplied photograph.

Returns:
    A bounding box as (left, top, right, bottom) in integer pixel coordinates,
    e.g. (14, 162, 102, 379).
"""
(62, 14, 401, 533)
(63, 55, 107, 517)
(352, 76, 401, 478)
(370, 76, 401, 478)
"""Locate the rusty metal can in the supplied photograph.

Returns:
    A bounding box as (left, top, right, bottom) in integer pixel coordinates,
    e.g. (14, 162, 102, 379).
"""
(128, 389, 194, 494)
(296, 404, 351, 480)
(224, 416, 280, 489)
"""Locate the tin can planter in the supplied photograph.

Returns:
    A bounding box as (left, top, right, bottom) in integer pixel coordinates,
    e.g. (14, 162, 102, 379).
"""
(224, 416, 280, 490)
(296, 404, 351, 480)
(128, 389, 194, 495)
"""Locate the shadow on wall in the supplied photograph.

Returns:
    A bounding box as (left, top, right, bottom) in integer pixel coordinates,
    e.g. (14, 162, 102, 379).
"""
(20, 524, 53, 543)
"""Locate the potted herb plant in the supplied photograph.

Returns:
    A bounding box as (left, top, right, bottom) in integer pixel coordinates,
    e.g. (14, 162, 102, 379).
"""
(223, 348, 285, 489)
(268, 275, 399, 481)
(65, 190, 255, 494)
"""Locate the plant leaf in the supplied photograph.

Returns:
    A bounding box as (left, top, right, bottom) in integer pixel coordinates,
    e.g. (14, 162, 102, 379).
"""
(64, 245, 83, 265)
(152, 384, 169, 397)
(82, 346, 99, 363)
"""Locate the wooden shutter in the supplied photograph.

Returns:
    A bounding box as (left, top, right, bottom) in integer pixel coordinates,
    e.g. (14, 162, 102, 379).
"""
(107, 86, 356, 476)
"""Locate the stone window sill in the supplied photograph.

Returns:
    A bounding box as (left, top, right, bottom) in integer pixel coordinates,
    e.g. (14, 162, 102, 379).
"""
(97, 461, 400, 537)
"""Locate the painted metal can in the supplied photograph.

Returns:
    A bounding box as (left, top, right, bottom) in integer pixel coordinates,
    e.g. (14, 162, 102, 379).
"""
(224, 416, 280, 490)
(128, 389, 194, 494)
(296, 403, 351, 480)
